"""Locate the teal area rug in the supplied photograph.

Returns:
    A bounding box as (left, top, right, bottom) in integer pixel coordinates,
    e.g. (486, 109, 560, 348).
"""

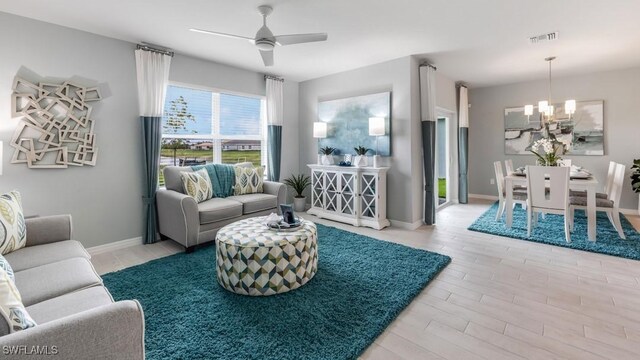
(103, 224, 450, 360)
(468, 202, 640, 260)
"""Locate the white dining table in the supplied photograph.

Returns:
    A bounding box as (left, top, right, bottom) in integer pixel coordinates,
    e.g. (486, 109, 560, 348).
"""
(504, 174, 599, 241)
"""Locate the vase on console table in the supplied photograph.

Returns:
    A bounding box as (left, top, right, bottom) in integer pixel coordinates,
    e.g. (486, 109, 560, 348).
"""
(353, 155, 368, 167)
(321, 155, 334, 165)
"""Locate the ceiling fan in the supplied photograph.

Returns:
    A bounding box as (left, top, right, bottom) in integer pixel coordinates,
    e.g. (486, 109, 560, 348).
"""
(190, 5, 328, 67)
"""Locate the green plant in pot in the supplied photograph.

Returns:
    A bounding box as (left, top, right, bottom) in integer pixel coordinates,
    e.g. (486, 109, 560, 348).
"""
(632, 159, 640, 215)
(284, 174, 311, 212)
(319, 146, 336, 165)
(353, 146, 371, 167)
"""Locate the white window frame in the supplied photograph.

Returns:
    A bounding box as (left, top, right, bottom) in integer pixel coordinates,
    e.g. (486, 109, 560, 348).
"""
(161, 81, 267, 167)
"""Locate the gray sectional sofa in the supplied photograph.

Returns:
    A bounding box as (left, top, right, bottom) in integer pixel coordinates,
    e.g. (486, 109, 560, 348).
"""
(0, 215, 144, 360)
(158, 164, 287, 251)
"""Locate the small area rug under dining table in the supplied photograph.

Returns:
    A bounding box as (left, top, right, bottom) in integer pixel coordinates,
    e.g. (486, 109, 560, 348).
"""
(469, 202, 640, 260)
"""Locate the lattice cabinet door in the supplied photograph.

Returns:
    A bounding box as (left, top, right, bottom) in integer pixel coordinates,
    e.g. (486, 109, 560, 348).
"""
(323, 171, 339, 212)
(311, 169, 325, 209)
(360, 172, 378, 219)
(338, 172, 357, 216)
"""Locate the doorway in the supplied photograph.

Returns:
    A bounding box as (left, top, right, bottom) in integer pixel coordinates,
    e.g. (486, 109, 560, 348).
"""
(435, 116, 449, 207)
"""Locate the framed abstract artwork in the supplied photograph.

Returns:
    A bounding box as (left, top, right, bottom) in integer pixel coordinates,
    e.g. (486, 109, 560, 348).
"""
(317, 92, 391, 156)
(504, 100, 604, 155)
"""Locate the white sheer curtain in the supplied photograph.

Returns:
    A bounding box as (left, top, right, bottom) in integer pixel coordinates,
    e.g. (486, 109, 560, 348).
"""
(135, 48, 172, 244)
(458, 85, 469, 204)
(266, 77, 284, 181)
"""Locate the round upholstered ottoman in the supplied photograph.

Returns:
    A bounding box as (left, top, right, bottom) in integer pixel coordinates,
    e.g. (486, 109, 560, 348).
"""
(215, 216, 318, 296)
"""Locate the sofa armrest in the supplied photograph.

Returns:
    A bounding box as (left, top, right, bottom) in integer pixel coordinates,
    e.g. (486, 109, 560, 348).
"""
(0, 300, 144, 360)
(156, 189, 199, 248)
(263, 181, 287, 213)
(24, 215, 72, 247)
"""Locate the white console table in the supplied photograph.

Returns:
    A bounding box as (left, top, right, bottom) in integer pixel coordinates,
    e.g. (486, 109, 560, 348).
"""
(307, 164, 390, 230)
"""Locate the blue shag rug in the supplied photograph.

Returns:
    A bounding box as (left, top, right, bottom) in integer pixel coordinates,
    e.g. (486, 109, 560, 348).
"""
(103, 224, 450, 360)
(468, 202, 640, 260)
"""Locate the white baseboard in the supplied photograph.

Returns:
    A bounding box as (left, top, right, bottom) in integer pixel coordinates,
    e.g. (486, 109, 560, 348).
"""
(469, 193, 499, 201)
(390, 219, 423, 230)
(87, 237, 143, 256)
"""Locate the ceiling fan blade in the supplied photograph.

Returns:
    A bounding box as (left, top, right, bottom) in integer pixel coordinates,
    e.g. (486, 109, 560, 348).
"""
(259, 49, 274, 67)
(274, 33, 328, 46)
(189, 28, 255, 43)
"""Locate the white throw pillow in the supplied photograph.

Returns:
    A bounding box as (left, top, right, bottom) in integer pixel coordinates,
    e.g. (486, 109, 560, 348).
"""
(0, 255, 14, 284)
(0, 267, 36, 333)
(0, 191, 27, 255)
(180, 169, 213, 203)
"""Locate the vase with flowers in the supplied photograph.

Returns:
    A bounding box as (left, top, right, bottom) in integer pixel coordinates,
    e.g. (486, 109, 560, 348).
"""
(529, 137, 568, 166)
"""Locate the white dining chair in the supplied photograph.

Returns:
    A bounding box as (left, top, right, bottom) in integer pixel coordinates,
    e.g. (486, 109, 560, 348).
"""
(558, 159, 572, 167)
(495, 161, 527, 221)
(526, 166, 571, 242)
(569, 163, 626, 239)
(505, 159, 515, 175)
(570, 161, 616, 200)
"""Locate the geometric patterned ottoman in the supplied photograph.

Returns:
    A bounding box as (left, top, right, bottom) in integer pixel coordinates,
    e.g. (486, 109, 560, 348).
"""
(215, 216, 318, 296)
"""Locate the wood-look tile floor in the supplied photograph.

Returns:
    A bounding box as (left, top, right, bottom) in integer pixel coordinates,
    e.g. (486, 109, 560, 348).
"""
(92, 199, 640, 360)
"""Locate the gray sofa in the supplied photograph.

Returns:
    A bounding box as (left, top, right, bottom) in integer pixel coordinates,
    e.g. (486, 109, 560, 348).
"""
(0, 215, 145, 359)
(158, 164, 287, 251)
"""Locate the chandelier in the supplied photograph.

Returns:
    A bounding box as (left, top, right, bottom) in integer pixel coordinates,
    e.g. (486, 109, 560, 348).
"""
(524, 57, 576, 123)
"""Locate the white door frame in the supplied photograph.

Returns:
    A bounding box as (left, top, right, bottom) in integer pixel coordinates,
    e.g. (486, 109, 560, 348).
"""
(435, 107, 458, 210)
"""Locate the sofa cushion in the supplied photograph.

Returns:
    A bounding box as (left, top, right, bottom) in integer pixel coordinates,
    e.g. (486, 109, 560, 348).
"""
(0, 267, 36, 336)
(26, 286, 113, 325)
(181, 169, 213, 203)
(164, 166, 193, 193)
(4, 240, 90, 272)
(14, 257, 102, 307)
(0, 190, 27, 255)
(198, 198, 243, 225)
(227, 194, 278, 215)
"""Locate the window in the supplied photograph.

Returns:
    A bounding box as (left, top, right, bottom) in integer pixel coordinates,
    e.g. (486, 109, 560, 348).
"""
(159, 84, 267, 186)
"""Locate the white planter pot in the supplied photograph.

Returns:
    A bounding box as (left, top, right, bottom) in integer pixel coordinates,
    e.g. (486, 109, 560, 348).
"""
(321, 155, 334, 165)
(354, 155, 368, 167)
(293, 197, 306, 212)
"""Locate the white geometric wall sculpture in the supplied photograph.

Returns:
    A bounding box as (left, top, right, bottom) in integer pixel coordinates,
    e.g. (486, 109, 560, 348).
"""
(10, 77, 101, 168)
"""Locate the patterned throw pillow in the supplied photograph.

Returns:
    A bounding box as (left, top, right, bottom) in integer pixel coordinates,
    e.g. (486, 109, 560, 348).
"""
(180, 169, 213, 203)
(234, 166, 264, 195)
(0, 255, 14, 284)
(0, 191, 27, 255)
(0, 267, 36, 333)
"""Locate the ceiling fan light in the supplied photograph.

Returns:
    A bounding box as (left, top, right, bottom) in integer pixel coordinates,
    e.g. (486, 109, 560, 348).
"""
(256, 41, 274, 51)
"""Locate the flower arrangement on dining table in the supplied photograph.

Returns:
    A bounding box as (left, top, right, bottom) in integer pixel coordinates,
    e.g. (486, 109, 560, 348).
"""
(529, 137, 570, 166)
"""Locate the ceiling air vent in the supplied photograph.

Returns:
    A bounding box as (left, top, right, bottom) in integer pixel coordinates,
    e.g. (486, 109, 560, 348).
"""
(529, 31, 558, 44)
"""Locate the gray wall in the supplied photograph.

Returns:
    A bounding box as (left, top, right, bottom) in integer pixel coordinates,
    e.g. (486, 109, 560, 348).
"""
(0, 12, 299, 247)
(299, 56, 457, 225)
(468, 66, 640, 210)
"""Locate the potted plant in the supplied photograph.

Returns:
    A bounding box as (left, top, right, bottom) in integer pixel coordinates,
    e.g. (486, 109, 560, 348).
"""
(319, 146, 336, 165)
(353, 146, 371, 167)
(529, 138, 567, 166)
(284, 174, 311, 212)
(632, 159, 640, 215)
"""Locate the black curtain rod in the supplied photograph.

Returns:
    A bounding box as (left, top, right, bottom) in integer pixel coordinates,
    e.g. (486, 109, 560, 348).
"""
(137, 44, 174, 57)
(264, 75, 284, 82)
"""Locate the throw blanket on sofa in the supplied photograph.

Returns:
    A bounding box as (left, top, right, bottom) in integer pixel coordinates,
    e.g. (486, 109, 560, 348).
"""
(191, 164, 235, 198)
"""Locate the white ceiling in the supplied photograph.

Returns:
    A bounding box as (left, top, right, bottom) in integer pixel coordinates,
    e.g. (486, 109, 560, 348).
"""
(2, 0, 640, 87)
